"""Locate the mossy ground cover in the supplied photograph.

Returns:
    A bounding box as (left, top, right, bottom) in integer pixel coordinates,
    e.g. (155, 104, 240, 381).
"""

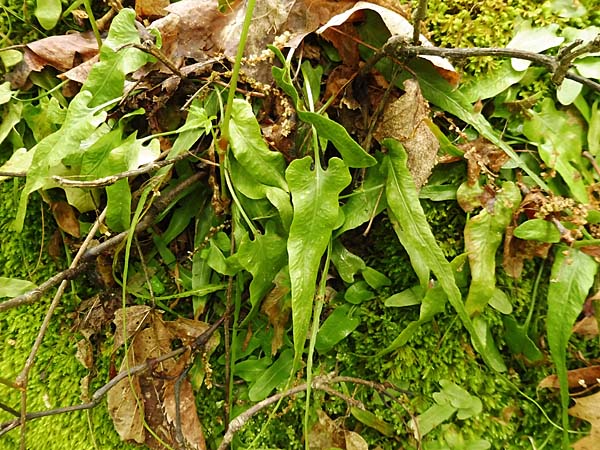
(1, 1, 598, 449)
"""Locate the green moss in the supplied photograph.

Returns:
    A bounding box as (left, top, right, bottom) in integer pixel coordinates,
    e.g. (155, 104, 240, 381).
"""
(326, 203, 566, 448)
(0, 181, 126, 450)
(419, 0, 600, 76)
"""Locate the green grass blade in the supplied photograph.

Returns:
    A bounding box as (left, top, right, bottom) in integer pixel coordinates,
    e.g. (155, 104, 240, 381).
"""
(547, 245, 598, 446)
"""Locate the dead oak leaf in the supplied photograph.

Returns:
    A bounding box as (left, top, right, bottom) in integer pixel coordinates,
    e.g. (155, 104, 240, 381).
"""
(569, 391, 600, 450)
(374, 78, 439, 189)
(261, 272, 291, 355)
(309, 409, 368, 450)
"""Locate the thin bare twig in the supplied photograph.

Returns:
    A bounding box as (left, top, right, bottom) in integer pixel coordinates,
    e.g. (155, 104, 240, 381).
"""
(0, 171, 26, 177)
(383, 36, 600, 93)
(218, 375, 412, 450)
(52, 151, 214, 188)
(0, 171, 207, 313)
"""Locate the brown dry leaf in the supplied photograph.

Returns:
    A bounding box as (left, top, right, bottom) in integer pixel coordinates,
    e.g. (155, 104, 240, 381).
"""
(108, 307, 218, 449)
(50, 200, 81, 238)
(308, 409, 368, 450)
(315, 1, 458, 85)
(163, 360, 207, 449)
(569, 391, 600, 450)
(150, 0, 355, 80)
(261, 273, 291, 355)
(458, 136, 510, 184)
(112, 305, 153, 349)
(7, 32, 98, 88)
(309, 409, 346, 449)
(373, 79, 439, 189)
(579, 245, 600, 258)
(109, 372, 145, 443)
(60, 55, 99, 84)
(136, 0, 169, 19)
(345, 431, 369, 450)
(573, 316, 599, 338)
(502, 225, 551, 278)
(324, 64, 358, 107)
(320, 21, 361, 68)
(538, 366, 600, 391)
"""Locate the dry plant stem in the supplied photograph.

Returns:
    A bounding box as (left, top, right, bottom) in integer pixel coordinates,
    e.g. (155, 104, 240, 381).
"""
(411, 0, 428, 45)
(583, 151, 600, 177)
(0, 312, 227, 437)
(15, 207, 107, 450)
(0, 171, 206, 312)
(0, 171, 26, 177)
(218, 376, 408, 450)
(383, 37, 600, 93)
(52, 150, 213, 188)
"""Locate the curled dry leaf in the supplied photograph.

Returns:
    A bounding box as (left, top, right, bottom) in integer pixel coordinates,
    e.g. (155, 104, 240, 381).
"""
(569, 391, 600, 450)
(50, 200, 81, 238)
(108, 307, 219, 449)
(502, 225, 551, 279)
(6, 32, 99, 89)
(457, 136, 510, 184)
(316, 1, 458, 85)
(374, 79, 439, 189)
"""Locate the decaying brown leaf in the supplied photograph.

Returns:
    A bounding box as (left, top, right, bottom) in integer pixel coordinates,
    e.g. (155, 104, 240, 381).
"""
(136, 0, 169, 19)
(50, 200, 81, 238)
(6, 32, 99, 88)
(373, 79, 439, 189)
(569, 391, 600, 450)
(502, 225, 551, 278)
(573, 316, 599, 338)
(316, 1, 458, 85)
(538, 366, 600, 391)
(458, 136, 510, 184)
(308, 409, 368, 450)
(108, 307, 219, 449)
(261, 273, 291, 355)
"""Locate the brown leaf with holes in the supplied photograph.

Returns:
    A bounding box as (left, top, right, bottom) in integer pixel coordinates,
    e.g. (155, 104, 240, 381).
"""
(458, 136, 510, 184)
(374, 79, 439, 189)
(569, 391, 600, 450)
(538, 366, 600, 391)
(108, 307, 218, 449)
(50, 200, 81, 238)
